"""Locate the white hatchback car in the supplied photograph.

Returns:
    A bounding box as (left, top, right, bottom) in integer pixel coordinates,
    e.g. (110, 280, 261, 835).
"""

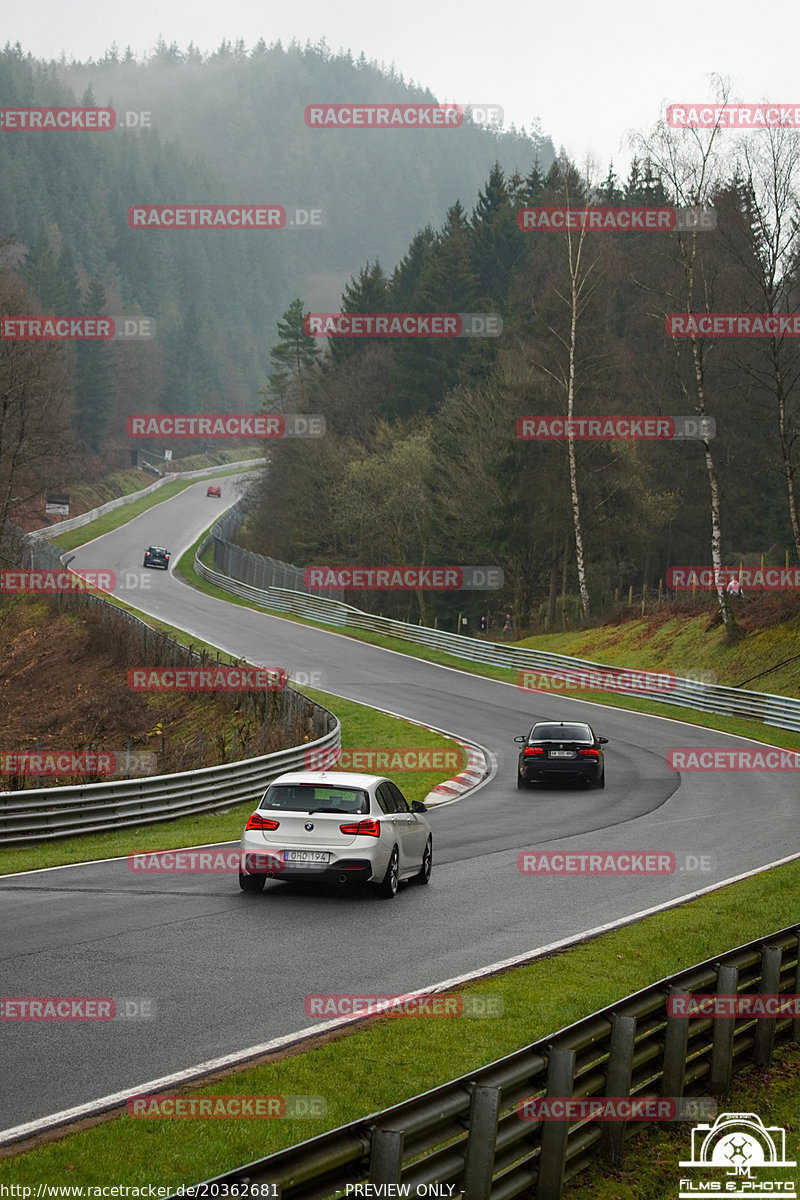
(239, 770, 433, 899)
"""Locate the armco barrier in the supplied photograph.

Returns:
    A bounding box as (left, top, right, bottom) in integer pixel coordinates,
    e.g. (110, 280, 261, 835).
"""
(174, 925, 800, 1200)
(0, 717, 339, 844)
(0, 520, 340, 844)
(197, 504, 800, 733)
(202, 504, 344, 600)
(24, 458, 265, 540)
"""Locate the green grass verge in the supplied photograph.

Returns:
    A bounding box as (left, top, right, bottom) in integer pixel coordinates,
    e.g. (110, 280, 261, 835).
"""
(2, 856, 799, 1186)
(3, 510, 798, 1189)
(515, 608, 800, 695)
(50, 465, 258, 553)
(174, 532, 800, 754)
(565, 1040, 800, 1196)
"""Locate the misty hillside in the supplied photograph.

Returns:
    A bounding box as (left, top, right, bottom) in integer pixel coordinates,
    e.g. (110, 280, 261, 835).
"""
(0, 41, 554, 412)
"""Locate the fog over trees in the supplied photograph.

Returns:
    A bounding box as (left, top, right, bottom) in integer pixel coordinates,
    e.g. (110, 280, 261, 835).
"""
(3, 43, 799, 630)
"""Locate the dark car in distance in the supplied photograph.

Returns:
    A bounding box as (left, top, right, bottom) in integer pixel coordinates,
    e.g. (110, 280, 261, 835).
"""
(515, 721, 608, 789)
(143, 546, 170, 570)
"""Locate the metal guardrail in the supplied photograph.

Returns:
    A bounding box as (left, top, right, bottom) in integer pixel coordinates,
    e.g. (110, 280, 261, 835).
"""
(0, 713, 339, 844)
(24, 458, 266, 540)
(0, 520, 340, 844)
(176, 924, 800, 1200)
(197, 505, 800, 734)
(206, 506, 344, 600)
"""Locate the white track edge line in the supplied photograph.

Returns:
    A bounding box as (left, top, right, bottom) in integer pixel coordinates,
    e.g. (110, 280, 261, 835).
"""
(3, 845, 800, 1148)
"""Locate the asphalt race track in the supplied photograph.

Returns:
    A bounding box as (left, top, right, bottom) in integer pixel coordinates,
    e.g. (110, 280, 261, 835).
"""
(2, 475, 798, 1135)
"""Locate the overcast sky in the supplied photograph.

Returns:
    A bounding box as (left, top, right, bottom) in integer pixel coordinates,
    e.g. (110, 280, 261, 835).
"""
(7, 0, 800, 175)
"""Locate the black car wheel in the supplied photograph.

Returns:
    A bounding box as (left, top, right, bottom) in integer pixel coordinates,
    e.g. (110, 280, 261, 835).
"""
(517, 771, 527, 789)
(238, 871, 265, 893)
(377, 847, 399, 899)
(595, 773, 605, 788)
(414, 838, 432, 885)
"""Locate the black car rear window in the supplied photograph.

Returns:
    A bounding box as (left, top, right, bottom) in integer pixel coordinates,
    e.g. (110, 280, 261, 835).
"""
(531, 724, 593, 743)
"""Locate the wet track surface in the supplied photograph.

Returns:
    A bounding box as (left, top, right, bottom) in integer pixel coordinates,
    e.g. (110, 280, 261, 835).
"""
(2, 478, 797, 1132)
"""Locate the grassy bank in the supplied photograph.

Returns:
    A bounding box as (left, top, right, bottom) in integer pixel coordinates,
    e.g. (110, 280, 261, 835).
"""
(2, 857, 799, 1186)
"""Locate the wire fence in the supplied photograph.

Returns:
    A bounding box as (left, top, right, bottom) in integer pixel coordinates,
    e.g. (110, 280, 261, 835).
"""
(197, 506, 800, 734)
(209, 506, 344, 600)
(0, 524, 340, 839)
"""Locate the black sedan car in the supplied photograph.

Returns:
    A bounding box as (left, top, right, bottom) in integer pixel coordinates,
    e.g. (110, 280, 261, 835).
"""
(515, 721, 607, 789)
(143, 546, 170, 570)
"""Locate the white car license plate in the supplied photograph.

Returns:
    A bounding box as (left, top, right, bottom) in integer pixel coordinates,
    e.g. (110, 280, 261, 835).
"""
(284, 850, 330, 863)
(549, 750, 575, 757)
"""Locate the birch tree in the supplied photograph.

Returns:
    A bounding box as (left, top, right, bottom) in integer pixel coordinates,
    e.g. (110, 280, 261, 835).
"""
(521, 153, 608, 622)
(630, 88, 735, 633)
(725, 127, 800, 559)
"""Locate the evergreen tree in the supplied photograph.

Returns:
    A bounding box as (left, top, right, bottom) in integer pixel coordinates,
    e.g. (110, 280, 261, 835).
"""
(389, 227, 436, 309)
(389, 203, 480, 418)
(75, 277, 114, 451)
(159, 303, 217, 414)
(519, 161, 547, 206)
(597, 162, 623, 205)
(470, 162, 524, 310)
(328, 262, 389, 367)
(25, 233, 66, 311)
(270, 298, 319, 404)
(58, 245, 82, 313)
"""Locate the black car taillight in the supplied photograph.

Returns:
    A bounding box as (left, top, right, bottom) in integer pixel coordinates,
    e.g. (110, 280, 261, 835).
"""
(578, 748, 599, 759)
(524, 746, 544, 757)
